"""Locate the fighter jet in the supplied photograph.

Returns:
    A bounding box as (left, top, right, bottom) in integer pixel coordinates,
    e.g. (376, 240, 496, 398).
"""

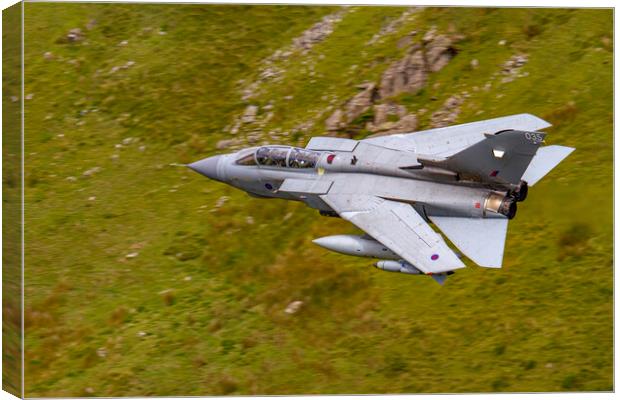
(189, 114, 574, 284)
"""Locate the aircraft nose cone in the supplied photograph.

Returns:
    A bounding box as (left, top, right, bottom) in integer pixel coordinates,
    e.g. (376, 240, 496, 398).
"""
(188, 155, 222, 181)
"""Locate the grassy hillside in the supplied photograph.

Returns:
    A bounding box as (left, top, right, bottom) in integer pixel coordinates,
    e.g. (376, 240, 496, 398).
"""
(3, 3, 24, 397)
(22, 5, 612, 396)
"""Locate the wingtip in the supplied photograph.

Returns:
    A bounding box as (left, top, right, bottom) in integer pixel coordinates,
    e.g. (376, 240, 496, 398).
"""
(524, 113, 553, 130)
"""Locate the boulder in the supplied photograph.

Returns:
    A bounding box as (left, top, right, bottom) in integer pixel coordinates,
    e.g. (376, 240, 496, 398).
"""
(373, 103, 407, 126)
(423, 27, 437, 43)
(369, 114, 418, 136)
(393, 114, 418, 132)
(284, 300, 304, 314)
(241, 105, 258, 123)
(430, 96, 463, 128)
(373, 104, 389, 126)
(343, 82, 377, 123)
(216, 139, 234, 150)
(67, 28, 84, 42)
(425, 35, 458, 72)
(379, 49, 427, 99)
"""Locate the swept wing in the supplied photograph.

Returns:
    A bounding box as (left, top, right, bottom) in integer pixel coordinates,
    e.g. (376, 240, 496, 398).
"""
(320, 194, 465, 274)
(363, 113, 552, 157)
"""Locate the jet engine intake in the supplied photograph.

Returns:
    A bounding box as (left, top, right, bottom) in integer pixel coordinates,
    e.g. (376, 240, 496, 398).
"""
(484, 192, 517, 219)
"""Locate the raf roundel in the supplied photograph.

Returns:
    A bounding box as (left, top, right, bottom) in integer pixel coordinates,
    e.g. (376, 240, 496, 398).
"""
(431, 254, 439, 261)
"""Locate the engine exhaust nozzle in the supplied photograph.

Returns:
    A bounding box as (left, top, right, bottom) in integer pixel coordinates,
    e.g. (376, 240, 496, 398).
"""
(484, 192, 517, 219)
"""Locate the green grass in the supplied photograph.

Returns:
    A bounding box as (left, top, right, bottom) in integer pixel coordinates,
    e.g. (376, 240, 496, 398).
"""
(3, 3, 24, 397)
(21, 5, 612, 396)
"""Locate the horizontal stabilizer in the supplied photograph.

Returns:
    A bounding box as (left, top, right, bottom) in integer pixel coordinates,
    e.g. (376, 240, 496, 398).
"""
(521, 145, 575, 186)
(429, 216, 509, 268)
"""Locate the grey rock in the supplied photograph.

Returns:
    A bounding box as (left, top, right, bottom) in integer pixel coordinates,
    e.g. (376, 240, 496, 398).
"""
(379, 49, 427, 98)
(325, 109, 344, 131)
(216, 139, 234, 150)
(343, 82, 377, 123)
(373, 104, 389, 126)
(247, 134, 260, 144)
(373, 103, 407, 126)
(425, 35, 457, 72)
(292, 10, 346, 52)
(259, 67, 281, 81)
(284, 300, 304, 314)
(367, 7, 418, 46)
(241, 105, 259, 123)
(67, 28, 84, 42)
(371, 114, 418, 135)
(83, 166, 102, 177)
(430, 96, 463, 128)
(393, 114, 418, 132)
(423, 27, 437, 43)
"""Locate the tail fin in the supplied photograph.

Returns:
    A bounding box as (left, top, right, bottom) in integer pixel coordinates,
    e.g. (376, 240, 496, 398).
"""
(419, 130, 547, 186)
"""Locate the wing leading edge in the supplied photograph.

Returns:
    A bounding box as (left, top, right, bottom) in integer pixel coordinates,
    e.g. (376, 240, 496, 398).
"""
(320, 194, 465, 274)
(363, 113, 552, 157)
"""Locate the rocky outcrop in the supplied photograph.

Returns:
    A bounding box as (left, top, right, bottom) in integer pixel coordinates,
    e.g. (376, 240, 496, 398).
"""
(241, 9, 348, 102)
(500, 54, 529, 83)
(368, 114, 418, 136)
(292, 10, 347, 53)
(325, 109, 345, 131)
(241, 105, 259, 123)
(325, 82, 378, 132)
(344, 83, 378, 122)
(430, 95, 463, 128)
(325, 28, 461, 133)
(379, 33, 458, 99)
(366, 7, 419, 45)
(372, 103, 407, 126)
(425, 34, 458, 72)
(379, 47, 427, 99)
(216, 139, 235, 150)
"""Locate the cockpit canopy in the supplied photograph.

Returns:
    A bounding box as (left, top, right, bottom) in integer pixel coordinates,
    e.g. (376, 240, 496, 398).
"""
(235, 146, 320, 169)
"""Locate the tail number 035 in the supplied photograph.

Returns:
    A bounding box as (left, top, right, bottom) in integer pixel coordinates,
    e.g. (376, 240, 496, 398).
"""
(524, 132, 545, 144)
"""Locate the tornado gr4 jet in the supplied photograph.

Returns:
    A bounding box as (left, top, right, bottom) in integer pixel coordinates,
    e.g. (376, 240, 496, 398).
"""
(189, 114, 574, 284)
